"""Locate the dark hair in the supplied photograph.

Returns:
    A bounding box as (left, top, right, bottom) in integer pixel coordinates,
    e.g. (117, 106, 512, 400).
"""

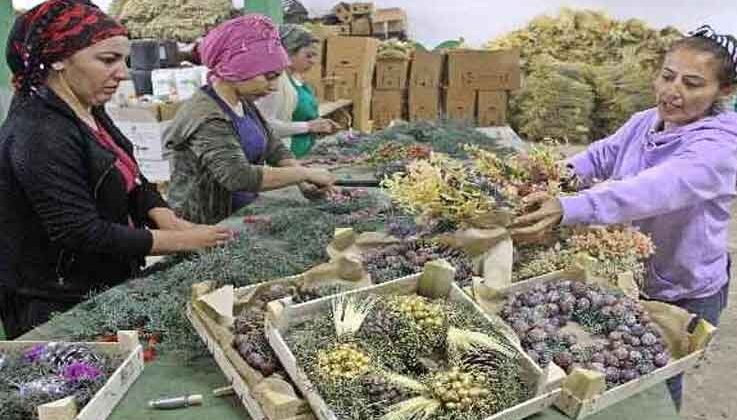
(668, 36, 737, 89)
(279, 24, 319, 57)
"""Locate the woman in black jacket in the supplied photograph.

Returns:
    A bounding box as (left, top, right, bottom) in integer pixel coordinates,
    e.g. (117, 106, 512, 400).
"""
(0, 0, 233, 339)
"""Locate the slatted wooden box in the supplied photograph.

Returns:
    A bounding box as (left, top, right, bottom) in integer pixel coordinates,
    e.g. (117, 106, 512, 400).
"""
(471, 270, 716, 419)
(187, 256, 372, 420)
(265, 262, 563, 420)
(2, 331, 143, 420)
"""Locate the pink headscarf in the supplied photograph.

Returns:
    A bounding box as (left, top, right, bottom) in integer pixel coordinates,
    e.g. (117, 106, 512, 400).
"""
(199, 14, 290, 83)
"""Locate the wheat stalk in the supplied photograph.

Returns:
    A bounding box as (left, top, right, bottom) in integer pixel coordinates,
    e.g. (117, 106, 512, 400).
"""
(381, 396, 440, 420)
(331, 295, 376, 337)
(447, 327, 516, 358)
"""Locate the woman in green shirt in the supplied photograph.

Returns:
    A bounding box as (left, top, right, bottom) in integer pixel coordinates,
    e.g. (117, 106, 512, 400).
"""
(257, 24, 338, 158)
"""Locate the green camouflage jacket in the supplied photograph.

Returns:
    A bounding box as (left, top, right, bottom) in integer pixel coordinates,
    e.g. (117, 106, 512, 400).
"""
(164, 89, 293, 224)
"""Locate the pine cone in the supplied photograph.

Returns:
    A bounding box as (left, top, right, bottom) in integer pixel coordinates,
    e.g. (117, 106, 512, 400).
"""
(292, 284, 344, 303)
(361, 374, 408, 405)
(234, 308, 265, 335)
(462, 348, 508, 372)
(360, 310, 401, 338)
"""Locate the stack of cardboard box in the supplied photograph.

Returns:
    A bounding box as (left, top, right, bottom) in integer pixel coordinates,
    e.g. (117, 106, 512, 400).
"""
(324, 36, 379, 132)
(371, 55, 410, 129)
(444, 49, 521, 126)
(331, 2, 407, 40)
(408, 51, 444, 122)
(350, 2, 374, 36)
(372, 8, 408, 40)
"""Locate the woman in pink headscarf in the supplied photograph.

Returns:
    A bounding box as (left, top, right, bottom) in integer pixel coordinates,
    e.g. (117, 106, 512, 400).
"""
(164, 14, 336, 224)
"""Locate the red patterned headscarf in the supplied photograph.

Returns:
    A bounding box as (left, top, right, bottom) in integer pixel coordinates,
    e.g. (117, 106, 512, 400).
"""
(6, 0, 128, 95)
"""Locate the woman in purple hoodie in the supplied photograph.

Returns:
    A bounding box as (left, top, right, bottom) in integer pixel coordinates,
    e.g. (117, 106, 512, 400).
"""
(511, 26, 737, 409)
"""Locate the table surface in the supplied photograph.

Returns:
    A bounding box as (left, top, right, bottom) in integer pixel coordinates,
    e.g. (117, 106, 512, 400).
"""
(23, 322, 680, 420)
(110, 355, 680, 420)
(18, 186, 680, 420)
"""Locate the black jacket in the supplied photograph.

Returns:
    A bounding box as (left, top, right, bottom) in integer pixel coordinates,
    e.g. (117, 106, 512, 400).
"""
(0, 89, 167, 302)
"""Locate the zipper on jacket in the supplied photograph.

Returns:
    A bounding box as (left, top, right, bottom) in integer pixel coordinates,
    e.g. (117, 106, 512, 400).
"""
(55, 250, 66, 286)
(94, 162, 116, 199)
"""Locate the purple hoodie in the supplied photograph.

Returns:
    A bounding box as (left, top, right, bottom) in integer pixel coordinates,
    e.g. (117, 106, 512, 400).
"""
(561, 108, 737, 301)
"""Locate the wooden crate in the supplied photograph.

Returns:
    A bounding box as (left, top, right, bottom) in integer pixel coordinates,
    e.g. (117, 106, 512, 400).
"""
(266, 262, 562, 420)
(2, 331, 143, 420)
(471, 271, 716, 419)
(187, 257, 373, 419)
(187, 299, 312, 420)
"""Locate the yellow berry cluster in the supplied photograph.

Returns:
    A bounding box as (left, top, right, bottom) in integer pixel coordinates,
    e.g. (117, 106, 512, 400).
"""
(317, 344, 370, 379)
(395, 296, 445, 330)
(429, 368, 491, 410)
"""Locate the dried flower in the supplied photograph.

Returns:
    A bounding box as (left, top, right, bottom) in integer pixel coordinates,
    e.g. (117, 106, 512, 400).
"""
(62, 362, 103, 383)
(23, 344, 47, 364)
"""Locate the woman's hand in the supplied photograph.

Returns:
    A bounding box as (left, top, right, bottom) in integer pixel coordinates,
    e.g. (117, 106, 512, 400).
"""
(303, 167, 337, 189)
(509, 192, 564, 245)
(148, 207, 196, 230)
(150, 225, 235, 255)
(181, 225, 235, 248)
(299, 181, 330, 200)
(308, 118, 339, 134)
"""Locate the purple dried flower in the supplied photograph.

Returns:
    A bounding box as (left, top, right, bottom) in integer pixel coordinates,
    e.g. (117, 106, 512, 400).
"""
(576, 297, 591, 311)
(24, 344, 47, 363)
(605, 367, 621, 383)
(62, 362, 103, 383)
(641, 332, 658, 346)
(621, 369, 638, 382)
(654, 352, 669, 368)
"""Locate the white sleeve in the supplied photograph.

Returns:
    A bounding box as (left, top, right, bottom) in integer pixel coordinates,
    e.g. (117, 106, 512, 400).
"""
(255, 74, 310, 139)
(266, 117, 311, 138)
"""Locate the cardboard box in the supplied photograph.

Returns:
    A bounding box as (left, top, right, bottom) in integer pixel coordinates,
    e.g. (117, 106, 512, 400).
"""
(372, 8, 407, 37)
(334, 2, 353, 23)
(350, 2, 374, 15)
(375, 58, 409, 90)
(325, 36, 379, 94)
(328, 67, 362, 100)
(444, 88, 476, 122)
(308, 24, 341, 40)
(304, 64, 325, 101)
(477, 91, 507, 126)
(447, 49, 521, 90)
(352, 87, 373, 132)
(106, 102, 180, 161)
(371, 89, 404, 129)
(338, 24, 351, 35)
(173, 66, 205, 100)
(410, 51, 444, 88)
(408, 87, 440, 122)
(351, 16, 372, 36)
(326, 36, 379, 76)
